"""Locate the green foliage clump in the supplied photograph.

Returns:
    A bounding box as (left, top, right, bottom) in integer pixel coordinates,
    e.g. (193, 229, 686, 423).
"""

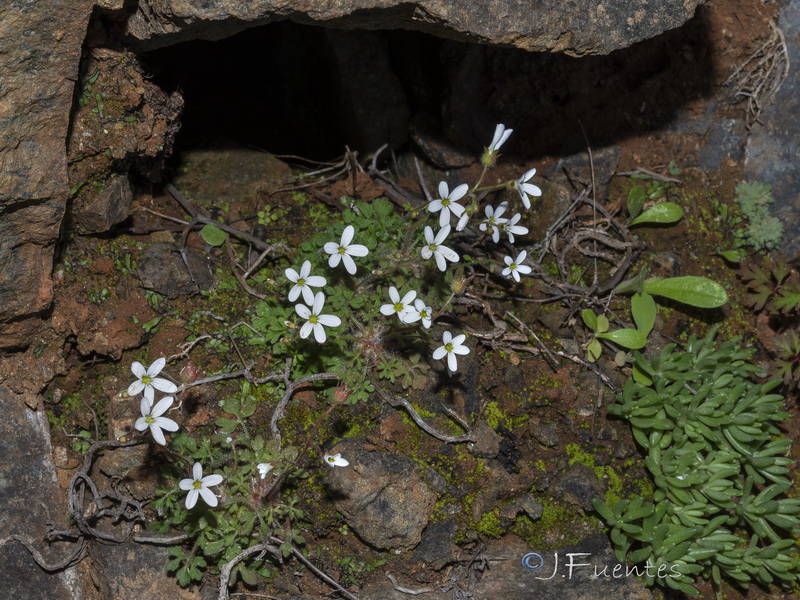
(735, 181, 783, 251)
(593, 327, 800, 595)
(739, 257, 800, 389)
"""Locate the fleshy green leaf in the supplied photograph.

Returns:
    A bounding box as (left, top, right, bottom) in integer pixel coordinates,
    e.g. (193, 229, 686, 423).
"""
(200, 224, 227, 246)
(597, 328, 648, 349)
(628, 185, 646, 220)
(644, 276, 728, 308)
(631, 292, 656, 337)
(629, 202, 684, 226)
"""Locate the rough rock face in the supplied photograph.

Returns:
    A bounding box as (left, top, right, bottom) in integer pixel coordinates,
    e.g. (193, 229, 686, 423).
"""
(0, 1, 96, 350)
(120, 0, 706, 57)
(324, 439, 437, 551)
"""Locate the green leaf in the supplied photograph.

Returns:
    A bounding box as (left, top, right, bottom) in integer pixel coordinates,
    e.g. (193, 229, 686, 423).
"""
(716, 248, 746, 263)
(631, 292, 656, 337)
(587, 339, 602, 362)
(627, 185, 646, 220)
(581, 309, 598, 331)
(644, 276, 728, 308)
(629, 202, 684, 226)
(597, 328, 648, 350)
(200, 224, 227, 246)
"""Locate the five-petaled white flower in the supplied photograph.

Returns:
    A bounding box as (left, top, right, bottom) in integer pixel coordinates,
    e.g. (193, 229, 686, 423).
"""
(487, 124, 512, 154)
(380, 286, 417, 322)
(479, 203, 509, 243)
(421, 224, 459, 271)
(513, 168, 542, 209)
(256, 462, 275, 479)
(404, 298, 433, 329)
(428, 181, 468, 228)
(324, 453, 349, 467)
(285, 260, 327, 305)
(135, 395, 179, 445)
(323, 225, 369, 275)
(502, 213, 529, 244)
(295, 291, 342, 343)
(433, 331, 470, 373)
(128, 358, 177, 404)
(179, 463, 224, 509)
(502, 250, 533, 283)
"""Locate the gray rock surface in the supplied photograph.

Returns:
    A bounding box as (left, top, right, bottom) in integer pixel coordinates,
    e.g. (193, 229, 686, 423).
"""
(0, 387, 83, 599)
(73, 175, 133, 234)
(744, 0, 800, 262)
(0, 0, 96, 350)
(136, 242, 215, 298)
(120, 0, 706, 57)
(360, 534, 653, 600)
(324, 439, 437, 551)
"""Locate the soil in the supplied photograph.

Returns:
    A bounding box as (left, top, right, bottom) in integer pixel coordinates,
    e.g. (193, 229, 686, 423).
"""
(14, 0, 800, 598)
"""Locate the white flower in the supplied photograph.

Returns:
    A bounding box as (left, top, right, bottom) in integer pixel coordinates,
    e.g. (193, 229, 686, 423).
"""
(324, 453, 349, 467)
(513, 168, 542, 209)
(479, 203, 508, 243)
(421, 224, 459, 271)
(502, 250, 532, 283)
(323, 225, 369, 275)
(488, 124, 513, 154)
(127, 358, 177, 404)
(502, 213, 529, 244)
(455, 211, 470, 232)
(285, 260, 326, 305)
(432, 331, 470, 373)
(404, 298, 433, 329)
(134, 395, 179, 445)
(380, 286, 417, 322)
(256, 462, 275, 479)
(295, 291, 341, 343)
(428, 181, 468, 228)
(179, 463, 224, 509)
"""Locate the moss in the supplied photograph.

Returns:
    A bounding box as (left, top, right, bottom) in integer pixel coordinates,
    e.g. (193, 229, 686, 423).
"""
(512, 497, 595, 548)
(482, 401, 527, 430)
(475, 507, 505, 538)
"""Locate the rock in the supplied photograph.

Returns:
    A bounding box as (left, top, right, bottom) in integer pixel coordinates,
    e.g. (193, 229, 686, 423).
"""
(89, 541, 196, 600)
(698, 118, 747, 172)
(324, 439, 437, 551)
(120, 0, 705, 57)
(469, 421, 502, 459)
(744, 1, 800, 262)
(171, 147, 294, 205)
(412, 520, 457, 570)
(72, 175, 133, 234)
(476, 534, 654, 600)
(552, 463, 605, 512)
(541, 145, 622, 200)
(136, 242, 215, 298)
(0, 0, 96, 350)
(0, 387, 84, 599)
(530, 422, 560, 448)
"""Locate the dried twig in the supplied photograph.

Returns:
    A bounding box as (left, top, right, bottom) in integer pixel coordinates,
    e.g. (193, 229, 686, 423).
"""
(371, 378, 475, 443)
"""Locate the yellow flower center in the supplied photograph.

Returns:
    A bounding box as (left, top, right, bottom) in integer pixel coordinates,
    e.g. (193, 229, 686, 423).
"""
(193, 480, 203, 490)
(145, 415, 155, 425)
(445, 343, 453, 352)
(442, 198, 451, 207)
(297, 278, 306, 287)
(309, 315, 319, 324)
(338, 246, 346, 255)
(394, 302, 404, 312)
(142, 375, 152, 385)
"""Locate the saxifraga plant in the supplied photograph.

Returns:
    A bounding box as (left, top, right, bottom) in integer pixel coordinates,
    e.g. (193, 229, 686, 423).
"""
(593, 327, 800, 596)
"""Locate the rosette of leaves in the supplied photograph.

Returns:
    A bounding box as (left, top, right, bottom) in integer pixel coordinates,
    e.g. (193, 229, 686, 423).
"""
(593, 327, 800, 595)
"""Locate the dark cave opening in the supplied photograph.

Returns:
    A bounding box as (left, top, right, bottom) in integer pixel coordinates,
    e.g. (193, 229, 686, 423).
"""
(140, 10, 714, 166)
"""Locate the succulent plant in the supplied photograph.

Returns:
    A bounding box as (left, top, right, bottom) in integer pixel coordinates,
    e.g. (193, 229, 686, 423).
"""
(594, 327, 800, 595)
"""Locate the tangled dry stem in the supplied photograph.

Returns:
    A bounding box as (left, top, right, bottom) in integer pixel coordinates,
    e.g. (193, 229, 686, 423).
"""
(726, 21, 790, 127)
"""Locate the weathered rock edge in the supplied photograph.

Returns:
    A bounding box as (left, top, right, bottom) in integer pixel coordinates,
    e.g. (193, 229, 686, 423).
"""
(119, 0, 707, 57)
